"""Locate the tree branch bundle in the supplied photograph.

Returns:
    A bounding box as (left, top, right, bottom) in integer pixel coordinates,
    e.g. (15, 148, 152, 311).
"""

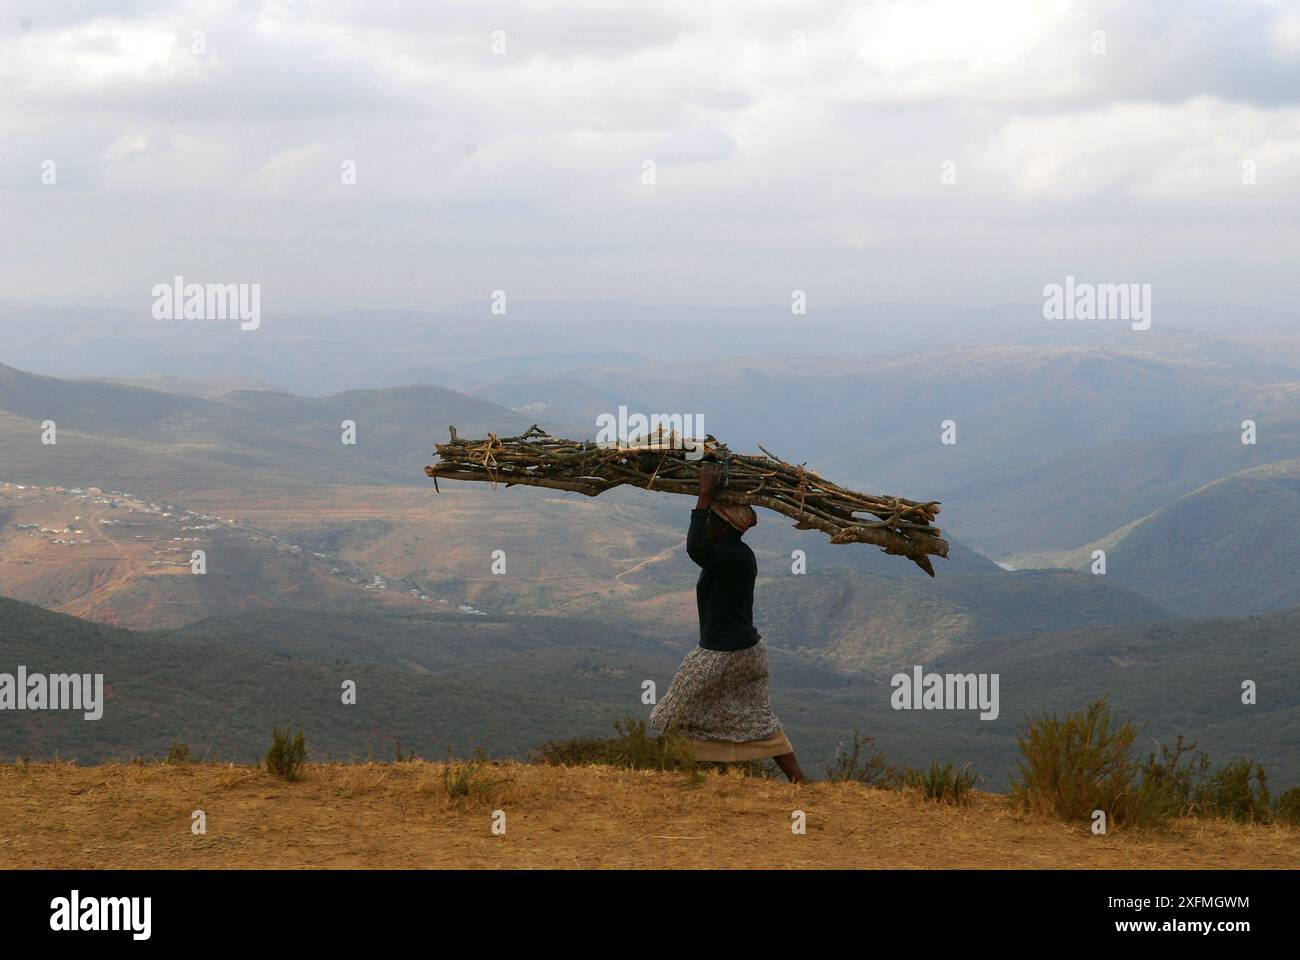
(424, 425, 948, 576)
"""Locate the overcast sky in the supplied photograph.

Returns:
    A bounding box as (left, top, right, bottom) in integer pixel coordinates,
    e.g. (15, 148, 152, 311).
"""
(2, 0, 1299, 314)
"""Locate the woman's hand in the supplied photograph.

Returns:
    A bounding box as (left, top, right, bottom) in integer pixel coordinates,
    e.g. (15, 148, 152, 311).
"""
(697, 462, 723, 508)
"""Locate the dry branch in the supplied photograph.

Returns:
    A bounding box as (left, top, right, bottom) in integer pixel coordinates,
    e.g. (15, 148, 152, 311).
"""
(424, 425, 948, 576)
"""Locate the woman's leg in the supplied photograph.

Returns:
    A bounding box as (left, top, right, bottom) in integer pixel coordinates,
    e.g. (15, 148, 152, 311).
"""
(651, 648, 726, 734)
(773, 752, 808, 784)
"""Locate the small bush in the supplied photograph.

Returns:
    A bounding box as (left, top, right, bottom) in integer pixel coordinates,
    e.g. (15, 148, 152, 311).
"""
(394, 740, 420, 763)
(902, 761, 977, 804)
(1195, 759, 1271, 823)
(826, 732, 893, 786)
(1133, 735, 1210, 822)
(534, 737, 610, 766)
(1012, 698, 1158, 825)
(536, 716, 700, 780)
(264, 725, 308, 781)
(1273, 787, 1300, 827)
(441, 748, 500, 804)
(607, 716, 666, 769)
(165, 741, 194, 765)
(1012, 699, 1288, 830)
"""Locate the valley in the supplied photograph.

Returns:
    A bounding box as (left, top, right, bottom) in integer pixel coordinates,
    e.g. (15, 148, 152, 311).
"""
(2, 322, 1298, 790)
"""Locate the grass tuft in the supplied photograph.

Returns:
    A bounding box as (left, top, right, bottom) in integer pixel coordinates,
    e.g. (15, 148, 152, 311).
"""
(536, 716, 704, 781)
(901, 761, 978, 804)
(826, 732, 893, 786)
(264, 725, 308, 781)
(165, 741, 194, 765)
(440, 748, 507, 805)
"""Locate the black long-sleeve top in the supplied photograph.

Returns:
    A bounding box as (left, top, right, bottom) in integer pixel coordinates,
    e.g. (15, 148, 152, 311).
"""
(686, 508, 761, 651)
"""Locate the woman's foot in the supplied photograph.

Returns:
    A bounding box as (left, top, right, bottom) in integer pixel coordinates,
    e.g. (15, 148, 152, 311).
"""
(773, 752, 808, 784)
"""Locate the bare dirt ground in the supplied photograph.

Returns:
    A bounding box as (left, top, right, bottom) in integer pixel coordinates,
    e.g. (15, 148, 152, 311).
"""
(2, 762, 1296, 869)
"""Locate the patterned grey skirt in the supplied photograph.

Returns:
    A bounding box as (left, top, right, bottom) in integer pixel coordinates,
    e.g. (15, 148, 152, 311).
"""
(649, 640, 791, 760)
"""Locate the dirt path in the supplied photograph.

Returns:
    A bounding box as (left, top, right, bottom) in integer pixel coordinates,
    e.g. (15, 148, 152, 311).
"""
(3, 762, 1296, 869)
(615, 540, 685, 582)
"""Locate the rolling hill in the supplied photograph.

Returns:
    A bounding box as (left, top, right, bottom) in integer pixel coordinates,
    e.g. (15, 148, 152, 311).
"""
(8, 331, 1300, 570)
(1094, 461, 1300, 617)
(754, 568, 1170, 672)
(4, 594, 1297, 791)
(0, 595, 659, 765)
(564, 343, 1300, 558)
(973, 418, 1300, 558)
(0, 484, 444, 630)
(0, 362, 550, 496)
(933, 606, 1300, 786)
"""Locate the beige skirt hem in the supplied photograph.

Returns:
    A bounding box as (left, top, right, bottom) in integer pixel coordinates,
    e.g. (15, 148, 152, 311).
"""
(687, 729, 793, 762)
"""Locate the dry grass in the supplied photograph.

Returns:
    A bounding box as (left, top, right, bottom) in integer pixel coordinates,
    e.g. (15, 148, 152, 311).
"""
(2, 761, 1297, 869)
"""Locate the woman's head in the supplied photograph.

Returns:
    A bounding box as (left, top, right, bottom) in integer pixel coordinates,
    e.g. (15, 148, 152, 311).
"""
(708, 502, 757, 540)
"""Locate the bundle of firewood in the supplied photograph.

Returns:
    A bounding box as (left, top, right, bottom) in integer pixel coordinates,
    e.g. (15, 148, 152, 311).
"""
(424, 425, 948, 575)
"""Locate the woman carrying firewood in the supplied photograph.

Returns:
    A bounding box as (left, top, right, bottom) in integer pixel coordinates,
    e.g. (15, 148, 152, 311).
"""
(649, 462, 808, 783)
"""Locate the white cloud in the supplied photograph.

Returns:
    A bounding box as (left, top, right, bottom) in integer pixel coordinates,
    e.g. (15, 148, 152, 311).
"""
(973, 97, 1300, 212)
(1, 0, 1299, 311)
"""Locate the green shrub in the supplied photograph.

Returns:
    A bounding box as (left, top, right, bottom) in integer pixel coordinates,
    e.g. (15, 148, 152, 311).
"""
(1195, 759, 1271, 823)
(264, 724, 307, 781)
(536, 716, 701, 780)
(1133, 735, 1210, 822)
(534, 736, 610, 766)
(606, 716, 665, 769)
(826, 732, 893, 786)
(1273, 786, 1300, 827)
(164, 741, 194, 765)
(902, 761, 977, 804)
(1011, 699, 1287, 830)
(441, 748, 503, 804)
(1012, 699, 1141, 824)
(393, 740, 420, 763)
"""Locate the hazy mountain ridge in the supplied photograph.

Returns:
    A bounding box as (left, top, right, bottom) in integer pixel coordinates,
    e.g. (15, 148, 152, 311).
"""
(0, 361, 546, 494)
(755, 568, 1171, 672)
(1098, 461, 1300, 616)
